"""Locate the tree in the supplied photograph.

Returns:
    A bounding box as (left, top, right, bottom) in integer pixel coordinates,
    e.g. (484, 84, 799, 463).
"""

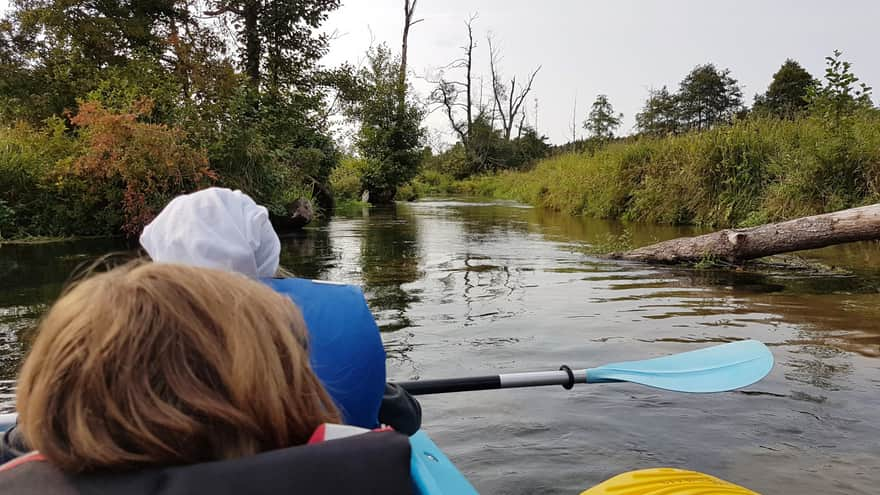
(677, 63, 743, 131)
(398, 0, 422, 110)
(511, 127, 550, 168)
(584, 94, 622, 139)
(808, 50, 873, 130)
(429, 14, 477, 148)
(339, 1, 425, 204)
(0, 0, 202, 122)
(487, 34, 541, 140)
(636, 86, 679, 135)
(347, 45, 425, 203)
(205, 0, 340, 90)
(7, 0, 189, 67)
(754, 59, 816, 118)
(197, 0, 345, 209)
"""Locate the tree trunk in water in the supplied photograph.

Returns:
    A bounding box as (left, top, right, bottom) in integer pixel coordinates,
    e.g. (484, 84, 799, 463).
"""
(616, 204, 880, 264)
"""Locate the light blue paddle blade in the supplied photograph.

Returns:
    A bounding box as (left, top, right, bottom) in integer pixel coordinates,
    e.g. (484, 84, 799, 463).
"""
(585, 340, 773, 393)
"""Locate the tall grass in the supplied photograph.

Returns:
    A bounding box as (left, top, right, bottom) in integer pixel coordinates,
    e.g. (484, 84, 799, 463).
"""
(458, 113, 880, 227)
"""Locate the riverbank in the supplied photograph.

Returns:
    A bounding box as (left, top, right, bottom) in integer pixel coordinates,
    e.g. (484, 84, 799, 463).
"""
(419, 113, 880, 228)
(0, 234, 122, 245)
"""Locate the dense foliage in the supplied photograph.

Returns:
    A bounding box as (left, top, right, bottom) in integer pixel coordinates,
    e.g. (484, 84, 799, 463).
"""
(0, 0, 342, 239)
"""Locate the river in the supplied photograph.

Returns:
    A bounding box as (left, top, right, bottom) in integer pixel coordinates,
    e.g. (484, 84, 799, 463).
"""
(2, 198, 879, 494)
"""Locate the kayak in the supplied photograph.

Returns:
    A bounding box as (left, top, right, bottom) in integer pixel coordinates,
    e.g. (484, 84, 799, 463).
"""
(410, 430, 478, 494)
(582, 468, 759, 494)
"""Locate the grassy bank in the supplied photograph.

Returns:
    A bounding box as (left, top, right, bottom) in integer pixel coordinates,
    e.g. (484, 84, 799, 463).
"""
(443, 113, 880, 227)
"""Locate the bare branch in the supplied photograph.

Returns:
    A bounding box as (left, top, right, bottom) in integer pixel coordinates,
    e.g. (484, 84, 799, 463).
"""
(432, 82, 468, 143)
(204, 3, 244, 16)
(508, 65, 541, 137)
(488, 34, 508, 136)
(488, 35, 540, 140)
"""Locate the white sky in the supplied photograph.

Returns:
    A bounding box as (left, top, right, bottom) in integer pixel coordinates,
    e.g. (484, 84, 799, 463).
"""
(2, 0, 878, 145)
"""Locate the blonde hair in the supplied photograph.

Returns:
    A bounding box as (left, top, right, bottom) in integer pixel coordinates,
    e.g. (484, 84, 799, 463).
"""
(16, 260, 339, 473)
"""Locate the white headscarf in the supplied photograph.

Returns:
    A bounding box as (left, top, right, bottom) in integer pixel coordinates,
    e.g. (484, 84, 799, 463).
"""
(139, 187, 281, 279)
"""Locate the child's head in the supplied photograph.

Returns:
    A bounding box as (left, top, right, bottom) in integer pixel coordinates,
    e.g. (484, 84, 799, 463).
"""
(16, 261, 339, 473)
(139, 187, 281, 278)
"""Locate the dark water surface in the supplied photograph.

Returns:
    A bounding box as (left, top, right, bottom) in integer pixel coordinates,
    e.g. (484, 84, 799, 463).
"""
(2, 199, 880, 494)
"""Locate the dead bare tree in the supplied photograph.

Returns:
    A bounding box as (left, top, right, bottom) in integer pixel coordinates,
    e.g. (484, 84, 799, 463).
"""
(487, 34, 541, 140)
(569, 95, 578, 142)
(428, 14, 477, 148)
(398, 0, 423, 112)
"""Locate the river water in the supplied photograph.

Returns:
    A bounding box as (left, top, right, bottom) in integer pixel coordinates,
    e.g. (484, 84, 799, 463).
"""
(2, 198, 879, 494)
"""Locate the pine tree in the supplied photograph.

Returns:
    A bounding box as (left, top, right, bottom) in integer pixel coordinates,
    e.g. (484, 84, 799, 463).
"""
(584, 94, 622, 139)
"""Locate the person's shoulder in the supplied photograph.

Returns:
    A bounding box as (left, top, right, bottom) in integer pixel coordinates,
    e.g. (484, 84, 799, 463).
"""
(0, 452, 78, 495)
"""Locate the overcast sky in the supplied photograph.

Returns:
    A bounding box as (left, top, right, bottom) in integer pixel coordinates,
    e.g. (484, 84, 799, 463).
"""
(2, 0, 878, 145)
(322, 0, 880, 145)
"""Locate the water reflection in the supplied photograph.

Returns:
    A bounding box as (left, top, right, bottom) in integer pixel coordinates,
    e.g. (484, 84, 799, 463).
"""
(278, 228, 333, 281)
(359, 205, 422, 332)
(0, 238, 126, 384)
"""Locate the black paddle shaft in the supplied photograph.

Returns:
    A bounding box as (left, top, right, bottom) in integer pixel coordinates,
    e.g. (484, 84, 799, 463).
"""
(395, 367, 578, 395)
(397, 375, 501, 395)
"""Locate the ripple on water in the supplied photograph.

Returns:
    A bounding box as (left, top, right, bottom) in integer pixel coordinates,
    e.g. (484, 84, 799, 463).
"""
(3, 201, 880, 494)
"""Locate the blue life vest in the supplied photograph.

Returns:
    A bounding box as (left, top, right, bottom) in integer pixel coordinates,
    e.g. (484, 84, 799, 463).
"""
(264, 278, 386, 428)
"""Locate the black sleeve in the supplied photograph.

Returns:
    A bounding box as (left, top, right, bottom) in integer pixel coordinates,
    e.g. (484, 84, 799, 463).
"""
(0, 423, 31, 464)
(377, 383, 422, 436)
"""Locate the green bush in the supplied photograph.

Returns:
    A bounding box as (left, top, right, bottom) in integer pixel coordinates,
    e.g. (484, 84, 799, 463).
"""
(394, 182, 417, 202)
(463, 111, 880, 227)
(0, 100, 215, 238)
(0, 118, 91, 238)
(330, 156, 369, 201)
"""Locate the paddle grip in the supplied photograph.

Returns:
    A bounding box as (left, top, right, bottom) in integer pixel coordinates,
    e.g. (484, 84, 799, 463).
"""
(559, 365, 575, 389)
(397, 375, 501, 395)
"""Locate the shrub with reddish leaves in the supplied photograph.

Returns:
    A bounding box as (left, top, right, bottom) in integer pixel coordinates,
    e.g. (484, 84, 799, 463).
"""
(69, 99, 216, 237)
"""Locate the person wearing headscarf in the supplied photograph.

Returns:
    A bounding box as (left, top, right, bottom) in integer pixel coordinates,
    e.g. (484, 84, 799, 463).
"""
(139, 188, 421, 435)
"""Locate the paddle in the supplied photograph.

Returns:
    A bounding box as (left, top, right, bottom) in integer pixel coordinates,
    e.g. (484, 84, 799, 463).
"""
(580, 468, 759, 495)
(396, 339, 773, 395)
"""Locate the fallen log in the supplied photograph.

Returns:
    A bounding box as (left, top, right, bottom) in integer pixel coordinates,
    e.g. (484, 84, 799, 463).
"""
(615, 203, 880, 264)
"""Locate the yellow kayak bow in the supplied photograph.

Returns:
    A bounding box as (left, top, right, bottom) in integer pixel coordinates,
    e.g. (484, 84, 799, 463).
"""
(581, 468, 760, 495)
